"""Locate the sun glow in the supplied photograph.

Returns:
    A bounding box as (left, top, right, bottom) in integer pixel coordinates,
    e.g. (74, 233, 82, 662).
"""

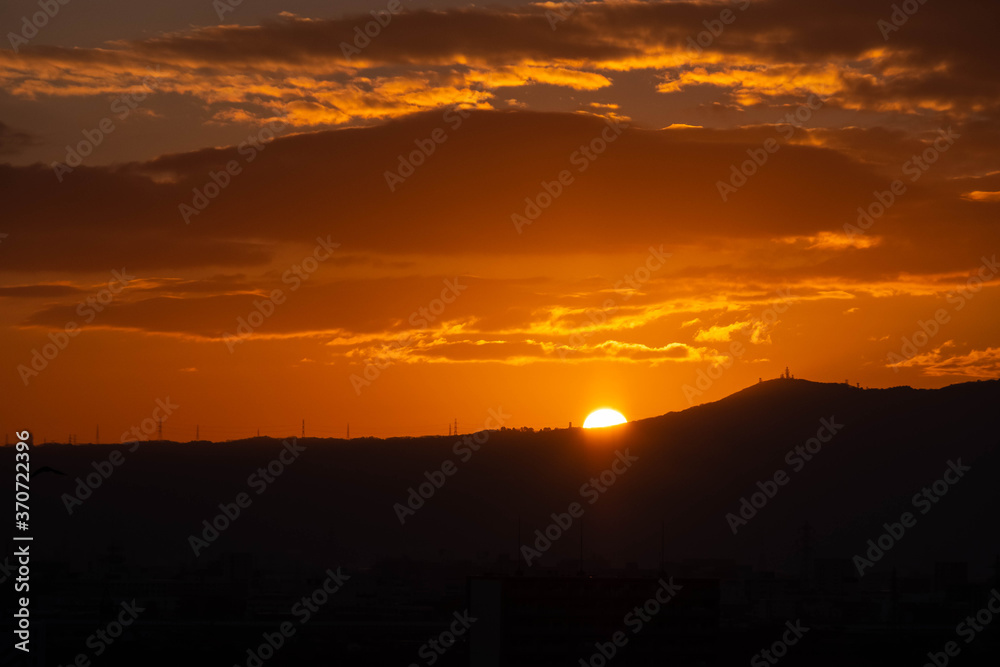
(582, 408, 627, 428)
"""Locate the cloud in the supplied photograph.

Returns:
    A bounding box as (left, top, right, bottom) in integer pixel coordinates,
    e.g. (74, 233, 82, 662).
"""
(5, 108, 975, 274)
(2, 0, 998, 132)
(1, 103, 995, 363)
(693, 316, 775, 345)
(693, 321, 751, 343)
(888, 343, 1000, 378)
(0, 284, 85, 298)
(961, 190, 1000, 203)
(0, 122, 35, 156)
(346, 336, 712, 365)
(776, 232, 881, 250)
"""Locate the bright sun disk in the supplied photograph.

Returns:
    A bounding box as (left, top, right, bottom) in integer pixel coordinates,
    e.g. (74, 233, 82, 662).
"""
(582, 408, 627, 428)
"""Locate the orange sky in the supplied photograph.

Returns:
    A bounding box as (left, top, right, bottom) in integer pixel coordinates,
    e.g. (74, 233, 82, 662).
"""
(1, 0, 998, 441)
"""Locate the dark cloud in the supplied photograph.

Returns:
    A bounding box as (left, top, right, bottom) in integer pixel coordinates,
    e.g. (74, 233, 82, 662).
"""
(3, 0, 997, 119)
(127, 8, 634, 66)
(0, 122, 35, 156)
(0, 284, 84, 298)
(17, 275, 554, 339)
(137, 274, 254, 294)
(0, 109, 995, 282)
(0, 163, 274, 272)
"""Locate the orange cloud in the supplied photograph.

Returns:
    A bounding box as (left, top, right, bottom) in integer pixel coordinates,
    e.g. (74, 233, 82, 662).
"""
(961, 190, 1000, 202)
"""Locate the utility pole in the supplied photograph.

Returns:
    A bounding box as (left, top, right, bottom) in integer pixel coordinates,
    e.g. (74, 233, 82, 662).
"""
(302, 419, 305, 438)
(157, 418, 163, 441)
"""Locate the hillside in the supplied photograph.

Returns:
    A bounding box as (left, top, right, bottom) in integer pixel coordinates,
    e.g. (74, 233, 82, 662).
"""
(18, 378, 1000, 576)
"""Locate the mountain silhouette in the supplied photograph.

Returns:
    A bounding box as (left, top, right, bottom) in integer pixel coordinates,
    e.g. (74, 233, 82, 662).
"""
(21, 378, 1000, 573)
(11, 378, 1000, 665)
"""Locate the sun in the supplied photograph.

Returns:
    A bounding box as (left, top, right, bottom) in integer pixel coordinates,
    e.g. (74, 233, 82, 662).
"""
(582, 408, 627, 429)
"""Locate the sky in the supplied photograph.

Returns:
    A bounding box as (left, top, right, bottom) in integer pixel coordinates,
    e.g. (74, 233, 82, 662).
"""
(1, 0, 998, 441)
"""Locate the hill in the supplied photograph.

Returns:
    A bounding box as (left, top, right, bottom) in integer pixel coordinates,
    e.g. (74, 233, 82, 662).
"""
(18, 378, 1000, 575)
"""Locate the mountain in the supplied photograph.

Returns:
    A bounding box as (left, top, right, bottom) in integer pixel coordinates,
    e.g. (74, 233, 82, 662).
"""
(11, 378, 1000, 665)
(20, 378, 1000, 575)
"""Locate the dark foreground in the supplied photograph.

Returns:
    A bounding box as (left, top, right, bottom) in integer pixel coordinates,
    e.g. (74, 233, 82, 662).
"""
(5, 379, 1000, 665)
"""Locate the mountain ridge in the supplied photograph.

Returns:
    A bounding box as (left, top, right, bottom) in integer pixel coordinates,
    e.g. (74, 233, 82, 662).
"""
(13, 376, 999, 579)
